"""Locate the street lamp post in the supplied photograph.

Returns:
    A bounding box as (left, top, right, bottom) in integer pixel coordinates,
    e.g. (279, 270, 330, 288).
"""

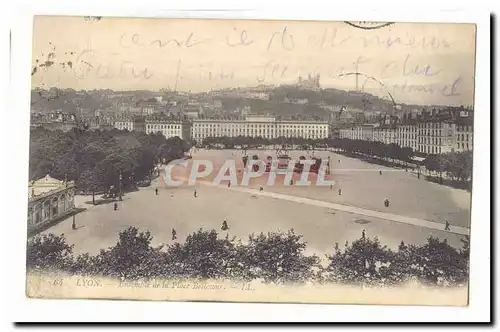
(119, 171, 123, 201)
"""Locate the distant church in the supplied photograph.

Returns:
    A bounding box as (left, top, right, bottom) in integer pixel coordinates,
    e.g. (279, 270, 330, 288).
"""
(297, 74, 321, 90)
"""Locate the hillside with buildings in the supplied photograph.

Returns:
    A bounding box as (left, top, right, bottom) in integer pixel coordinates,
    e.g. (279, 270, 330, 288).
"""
(30, 76, 474, 159)
(31, 76, 447, 123)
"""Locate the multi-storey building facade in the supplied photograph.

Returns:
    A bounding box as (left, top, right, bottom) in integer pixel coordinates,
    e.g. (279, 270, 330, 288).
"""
(192, 115, 329, 144)
(339, 124, 376, 141)
(396, 123, 418, 151)
(416, 108, 474, 155)
(133, 116, 146, 132)
(361, 125, 376, 141)
(31, 111, 79, 132)
(114, 118, 134, 131)
(145, 117, 192, 140)
(417, 121, 454, 155)
(113, 116, 146, 132)
(339, 126, 363, 140)
(373, 126, 397, 145)
(238, 91, 270, 100)
(31, 121, 78, 132)
(455, 121, 474, 152)
(338, 111, 473, 155)
(47, 110, 77, 122)
(417, 119, 474, 155)
(85, 114, 115, 130)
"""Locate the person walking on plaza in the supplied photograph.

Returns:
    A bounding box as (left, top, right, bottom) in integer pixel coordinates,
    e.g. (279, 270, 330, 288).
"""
(259, 186, 263, 192)
(384, 198, 390, 207)
(338, 188, 342, 196)
(362, 229, 366, 239)
(221, 219, 229, 231)
(194, 190, 197, 198)
(228, 182, 231, 188)
(72, 215, 76, 230)
(155, 188, 158, 195)
(114, 202, 118, 211)
(379, 170, 382, 175)
(445, 220, 451, 231)
(172, 228, 177, 241)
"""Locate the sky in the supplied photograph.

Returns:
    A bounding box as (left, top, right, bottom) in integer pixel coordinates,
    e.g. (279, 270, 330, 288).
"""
(31, 16, 476, 106)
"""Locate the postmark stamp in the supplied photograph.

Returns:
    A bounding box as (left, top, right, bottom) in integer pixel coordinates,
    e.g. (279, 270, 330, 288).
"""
(344, 21, 395, 30)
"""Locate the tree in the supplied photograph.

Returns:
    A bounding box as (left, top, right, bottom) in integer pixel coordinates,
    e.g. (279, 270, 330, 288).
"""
(77, 165, 106, 204)
(410, 236, 468, 286)
(325, 234, 394, 286)
(161, 137, 189, 162)
(31, 159, 54, 181)
(424, 154, 439, 175)
(242, 229, 320, 284)
(221, 136, 235, 149)
(92, 227, 165, 279)
(29, 128, 189, 195)
(26, 233, 74, 272)
(387, 241, 419, 285)
(29, 128, 73, 180)
(459, 235, 470, 259)
(458, 235, 470, 281)
(386, 143, 402, 163)
(457, 151, 473, 183)
(26, 227, 470, 288)
(400, 147, 414, 167)
(437, 154, 449, 183)
(164, 229, 241, 279)
(441, 152, 460, 181)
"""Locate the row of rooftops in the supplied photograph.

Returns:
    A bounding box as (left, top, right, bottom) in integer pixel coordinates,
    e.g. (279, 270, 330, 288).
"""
(113, 115, 329, 124)
(353, 108, 474, 129)
(32, 106, 473, 128)
(343, 120, 474, 131)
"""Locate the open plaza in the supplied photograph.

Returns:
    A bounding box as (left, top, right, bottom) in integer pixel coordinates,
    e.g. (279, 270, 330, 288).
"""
(41, 149, 471, 259)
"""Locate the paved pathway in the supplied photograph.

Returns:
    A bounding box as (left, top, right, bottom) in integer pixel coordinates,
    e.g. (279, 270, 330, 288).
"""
(162, 173, 469, 236)
(227, 185, 470, 236)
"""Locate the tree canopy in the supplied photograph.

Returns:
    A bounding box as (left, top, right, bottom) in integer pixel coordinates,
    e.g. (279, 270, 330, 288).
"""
(27, 227, 470, 287)
(29, 127, 191, 193)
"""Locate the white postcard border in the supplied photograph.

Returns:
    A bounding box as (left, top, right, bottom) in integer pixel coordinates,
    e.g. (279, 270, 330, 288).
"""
(4, 0, 491, 323)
